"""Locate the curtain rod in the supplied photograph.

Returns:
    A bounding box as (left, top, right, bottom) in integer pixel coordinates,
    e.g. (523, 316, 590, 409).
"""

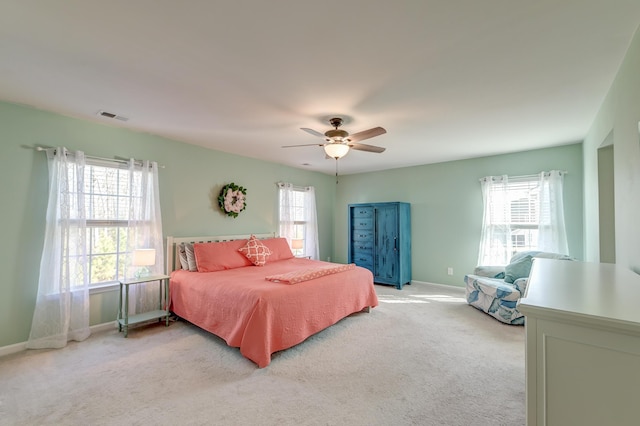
(35, 146, 165, 168)
(479, 170, 568, 182)
(276, 182, 310, 191)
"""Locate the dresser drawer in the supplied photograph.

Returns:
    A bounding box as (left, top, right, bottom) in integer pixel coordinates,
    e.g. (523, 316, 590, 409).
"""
(352, 231, 373, 242)
(352, 217, 373, 230)
(352, 241, 373, 252)
(351, 207, 373, 218)
(352, 253, 373, 271)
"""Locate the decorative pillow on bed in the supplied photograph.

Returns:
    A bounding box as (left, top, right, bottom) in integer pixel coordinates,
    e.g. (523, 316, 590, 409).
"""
(183, 243, 198, 272)
(178, 243, 189, 270)
(194, 240, 253, 272)
(262, 237, 295, 261)
(239, 235, 272, 266)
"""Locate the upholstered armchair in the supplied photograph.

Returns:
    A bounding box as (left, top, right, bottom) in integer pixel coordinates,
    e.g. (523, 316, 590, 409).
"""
(464, 251, 573, 325)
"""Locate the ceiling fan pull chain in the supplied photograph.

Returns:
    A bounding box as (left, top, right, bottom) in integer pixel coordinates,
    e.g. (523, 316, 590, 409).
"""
(335, 159, 339, 184)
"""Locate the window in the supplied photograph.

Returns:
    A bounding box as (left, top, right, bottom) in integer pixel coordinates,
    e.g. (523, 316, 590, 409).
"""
(278, 183, 319, 259)
(478, 171, 568, 265)
(279, 188, 305, 255)
(504, 177, 540, 258)
(83, 161, 137, 286)
(64, 158, 156, 287)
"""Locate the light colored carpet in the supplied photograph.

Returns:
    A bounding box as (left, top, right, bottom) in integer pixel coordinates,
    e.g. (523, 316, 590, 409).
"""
(0, 282, 525, 426)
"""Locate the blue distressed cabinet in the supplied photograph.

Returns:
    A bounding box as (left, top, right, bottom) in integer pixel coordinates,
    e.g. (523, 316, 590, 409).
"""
(348, 202, 411, 289)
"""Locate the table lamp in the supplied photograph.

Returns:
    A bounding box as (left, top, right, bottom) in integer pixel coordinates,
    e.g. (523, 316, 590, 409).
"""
(291, 239, 303, 255)
(133, 248, 156, 278)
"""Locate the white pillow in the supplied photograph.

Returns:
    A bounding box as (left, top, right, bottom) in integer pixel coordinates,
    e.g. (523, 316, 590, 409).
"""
(178, 243, 189, 270)
(184, 243, 198, 272)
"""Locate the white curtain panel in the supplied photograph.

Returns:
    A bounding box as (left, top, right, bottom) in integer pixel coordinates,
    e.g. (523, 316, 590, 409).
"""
(278, 182, 296, 246)
(27, 148, 91, 349)
(537, 170, 569, 255)
(478, 175, 512, 266)
(303, 187, 320, 260)
(125, 159, 165, 314)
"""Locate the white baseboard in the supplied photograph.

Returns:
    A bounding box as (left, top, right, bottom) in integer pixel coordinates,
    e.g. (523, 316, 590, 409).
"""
(0, 321, 117, 358)
(410, 280, 465, 293)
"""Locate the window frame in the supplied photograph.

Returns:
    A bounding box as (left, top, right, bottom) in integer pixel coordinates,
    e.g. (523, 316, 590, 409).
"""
(81, 159, 140, 289)
(278, 186, 310, 257)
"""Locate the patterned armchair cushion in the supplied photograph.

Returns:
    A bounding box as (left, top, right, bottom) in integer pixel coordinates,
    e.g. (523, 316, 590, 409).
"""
(465, 275, 521, 301)
(464, 274, 525, 325)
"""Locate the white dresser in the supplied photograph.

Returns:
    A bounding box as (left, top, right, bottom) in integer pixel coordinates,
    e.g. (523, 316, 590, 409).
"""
(518, 259, 640, 426)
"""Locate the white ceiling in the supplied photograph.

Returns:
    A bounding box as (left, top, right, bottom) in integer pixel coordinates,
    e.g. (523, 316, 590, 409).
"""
(1, 1, 639, 175)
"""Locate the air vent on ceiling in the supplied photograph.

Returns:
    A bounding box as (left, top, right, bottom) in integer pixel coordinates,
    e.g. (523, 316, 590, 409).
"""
(97, 110, 129, 122)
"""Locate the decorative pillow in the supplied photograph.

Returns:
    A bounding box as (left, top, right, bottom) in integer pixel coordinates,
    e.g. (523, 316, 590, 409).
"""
(194, 240, 252, 272)
(262, 237, 295, 261)
(504, 255, 533, 283)
(239, 235, 272, 266)
(178, 243, 189, 270)
(183, 243, 198, 272)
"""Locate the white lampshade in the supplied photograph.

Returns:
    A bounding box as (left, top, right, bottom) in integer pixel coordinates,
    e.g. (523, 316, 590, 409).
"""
(133, 249, 156, 266)
(324, 143, 350, 159)
(291, 239, 304, 250)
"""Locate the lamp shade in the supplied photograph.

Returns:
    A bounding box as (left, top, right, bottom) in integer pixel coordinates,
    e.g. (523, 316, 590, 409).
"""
(324, 143, 350, 159)
(133, 248, 156, 266)
(291, 239, 304, 250)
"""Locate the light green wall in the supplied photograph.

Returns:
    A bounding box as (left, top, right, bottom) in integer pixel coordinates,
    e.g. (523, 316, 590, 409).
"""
(583, 25, 640, 272)
(0, 100, 587, 348)
(0, 101, 335, 348)
(335, 144, 584, 287)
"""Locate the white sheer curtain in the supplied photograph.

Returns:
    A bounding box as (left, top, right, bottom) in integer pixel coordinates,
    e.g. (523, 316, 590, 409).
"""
(303, 186, 319, 259)
(279, 182, 296, 247)
(125, 159, 165, 314)
(27, 148, 91, 349)
(477, 171, 569, 266)
(278, 182, 319, 260)
(537, 170, 569, 255)
(478, 175, 511, 266)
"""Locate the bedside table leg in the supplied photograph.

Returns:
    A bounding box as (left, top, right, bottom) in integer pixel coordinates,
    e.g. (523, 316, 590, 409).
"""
(165, 278, 170, 327)
(124, 284, 129, 338)
(118, 282, 123, 332)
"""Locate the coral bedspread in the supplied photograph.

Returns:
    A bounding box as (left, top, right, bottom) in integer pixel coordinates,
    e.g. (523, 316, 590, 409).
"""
(170, 258, 378, 367)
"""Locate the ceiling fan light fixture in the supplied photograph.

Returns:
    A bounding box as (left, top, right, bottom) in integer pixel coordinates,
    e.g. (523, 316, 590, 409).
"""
(324, 143, 350, 159)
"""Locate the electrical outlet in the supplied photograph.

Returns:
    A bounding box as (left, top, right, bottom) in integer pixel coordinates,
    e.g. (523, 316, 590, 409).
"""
(447, 267, 453, 276)
(327, 256, 331, 262)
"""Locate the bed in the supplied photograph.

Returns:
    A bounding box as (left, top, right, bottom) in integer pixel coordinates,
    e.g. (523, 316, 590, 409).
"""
(166, 233, 379, 367)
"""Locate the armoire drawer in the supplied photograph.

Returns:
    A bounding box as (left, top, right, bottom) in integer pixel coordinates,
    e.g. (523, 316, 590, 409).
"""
(351, 255, 373, 271)
(352, 217, 373, 230)
(351, 207, 374, 218)
(352, 231, 373, 242)
(351, 241, 373, 252)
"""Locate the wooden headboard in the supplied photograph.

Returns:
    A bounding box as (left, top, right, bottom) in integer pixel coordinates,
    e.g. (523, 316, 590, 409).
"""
(166, 233, 276, 273)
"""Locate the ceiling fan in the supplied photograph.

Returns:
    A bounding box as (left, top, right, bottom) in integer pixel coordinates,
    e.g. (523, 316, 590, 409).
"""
(282, 117, 387, 159)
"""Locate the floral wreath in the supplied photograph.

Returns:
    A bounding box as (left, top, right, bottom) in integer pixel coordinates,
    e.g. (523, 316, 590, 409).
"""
(218, 182, 247, 218)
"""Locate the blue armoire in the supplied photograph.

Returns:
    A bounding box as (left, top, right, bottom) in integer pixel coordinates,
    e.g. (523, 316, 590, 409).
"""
(348, 202, 411, 289)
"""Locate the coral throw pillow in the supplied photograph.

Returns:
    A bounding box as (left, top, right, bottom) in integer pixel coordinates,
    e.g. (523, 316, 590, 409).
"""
(239, 235, 272, 266)
(262, 237, 295, 261)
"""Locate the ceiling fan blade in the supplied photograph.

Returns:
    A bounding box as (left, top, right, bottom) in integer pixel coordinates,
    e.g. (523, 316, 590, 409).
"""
(349, 143, 386, 153)
(346, 126, 386, 143)
(281, 143, 325, 148)
(301, 127, 326, 138)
